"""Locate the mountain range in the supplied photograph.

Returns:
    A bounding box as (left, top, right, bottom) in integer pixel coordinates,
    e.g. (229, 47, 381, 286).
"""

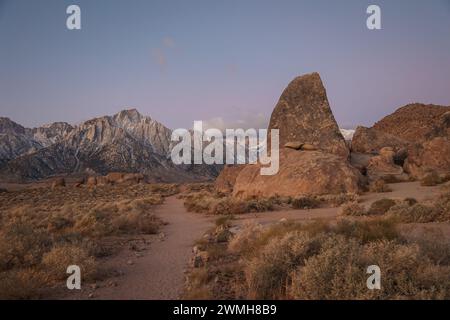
(0, 109, 220, 182)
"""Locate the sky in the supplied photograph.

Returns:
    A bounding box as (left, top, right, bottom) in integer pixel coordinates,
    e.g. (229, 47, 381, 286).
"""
(1, 0, 450, 130)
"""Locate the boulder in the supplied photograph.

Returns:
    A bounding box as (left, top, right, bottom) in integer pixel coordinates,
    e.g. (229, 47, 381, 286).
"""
(284, 142, 318, 151)
(284, 141, 303, 150)
(51, 177, 66, 189)
(106, 172, 125, 184)
(86, 176, 97, 186)
(268, 72, 348, 158)
(366, 147, 408, 181)
(118, 173, 145, 184)
(404, 137, 450, 179)
(215, 165, 245, 194)
(351, 126, 409, 154)
(232, 149, 361, 199)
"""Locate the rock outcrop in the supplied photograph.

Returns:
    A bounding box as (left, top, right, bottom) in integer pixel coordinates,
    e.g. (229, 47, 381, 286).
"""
(372, 103, 450, 142)
(232, 149, 361, 199)
(404, 137, 450, 179)
(351, 104, 450, 180)
(351, 126, 409, 154)
(214, 165, 245, 193)
(366, 147, 408, 181)
(268, 73, 348, 158)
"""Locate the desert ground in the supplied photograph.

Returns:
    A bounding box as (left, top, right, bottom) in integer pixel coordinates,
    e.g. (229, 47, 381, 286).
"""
(0, 177, 449, 300)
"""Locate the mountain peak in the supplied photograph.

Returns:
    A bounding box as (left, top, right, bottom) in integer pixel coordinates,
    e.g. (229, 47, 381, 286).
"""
(0, 117, 27, 135)
(114, 108, 143, 122)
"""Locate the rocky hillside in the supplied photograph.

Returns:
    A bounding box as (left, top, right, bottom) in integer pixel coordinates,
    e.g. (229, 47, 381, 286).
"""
(372, 103, 450, 142)
(0, 110, 220, 182)
(351, 103, 450, 180)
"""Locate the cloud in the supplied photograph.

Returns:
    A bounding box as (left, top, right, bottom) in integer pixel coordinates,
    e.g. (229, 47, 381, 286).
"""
(152, 48, 167, 68)
(152, 37, 176, 70)
(163, 37, 176, 48)
(202, 112, 269, 131)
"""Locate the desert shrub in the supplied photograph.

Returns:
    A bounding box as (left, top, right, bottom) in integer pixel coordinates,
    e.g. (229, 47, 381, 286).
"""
(387, 193, 450, 223)
(340, 202, 366, 216)
(420, 171, 442, 186)
(367, 198, 397, 215)
(0, 220, 51, 271)
(319, 193, 359, 207)
(184, 192, 217, 213)
(184, 192, 275, 215)
(369, 179, 392, 193)
(434, 192, 450, 220)
(404, 198, 418, 206)
(244, 231, 325, 299)
(289, 237, 450, 299)
(42, 244, 97, 281)
(210, 216, 450, 300)
(292, 196, 321, 209)
(410, 231, 450, 265)
(228, 222, 264, 254)
(215, 216, 233, 228)
(149, 184, 179, 196)
(0, 268, 47, 299)
(334, 219, 399, 243)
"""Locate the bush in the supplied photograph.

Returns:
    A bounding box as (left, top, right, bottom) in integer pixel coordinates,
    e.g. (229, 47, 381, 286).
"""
(244, 231, 325, 299)
(367, 199, 396, 215)
(335, 219, 399, 243)
(340, 202, 366, 216)
(289, 237, 450, 299)
(42, 244, 97, 281)
(292, 197, 321, 209)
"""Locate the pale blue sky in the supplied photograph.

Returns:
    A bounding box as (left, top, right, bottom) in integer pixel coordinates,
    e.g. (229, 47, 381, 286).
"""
(1, 0, 450, 129)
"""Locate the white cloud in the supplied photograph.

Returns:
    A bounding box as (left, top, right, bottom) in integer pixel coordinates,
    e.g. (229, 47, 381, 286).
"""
(202, 112, 269, 131)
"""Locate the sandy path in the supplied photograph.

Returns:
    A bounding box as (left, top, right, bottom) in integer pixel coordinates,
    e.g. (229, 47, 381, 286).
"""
(75, 196, 214, 300)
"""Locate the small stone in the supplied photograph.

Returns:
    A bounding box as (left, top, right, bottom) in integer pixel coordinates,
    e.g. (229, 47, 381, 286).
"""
(127, 260, 134, 265)
(88, 293, 95, 299)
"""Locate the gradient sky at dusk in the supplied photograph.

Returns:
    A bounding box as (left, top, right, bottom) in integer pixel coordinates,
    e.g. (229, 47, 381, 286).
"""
(1, 0, 450, 130)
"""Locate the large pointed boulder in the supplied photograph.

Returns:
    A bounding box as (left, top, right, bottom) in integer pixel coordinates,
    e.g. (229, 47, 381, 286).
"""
(268, 72, 348, 158)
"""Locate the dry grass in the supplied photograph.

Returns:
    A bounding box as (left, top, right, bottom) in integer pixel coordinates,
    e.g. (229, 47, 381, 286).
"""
(0, 183, 167, 299)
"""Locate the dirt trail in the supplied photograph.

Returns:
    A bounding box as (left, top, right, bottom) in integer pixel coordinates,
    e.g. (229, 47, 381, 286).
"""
(77, 196, 214, 300)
